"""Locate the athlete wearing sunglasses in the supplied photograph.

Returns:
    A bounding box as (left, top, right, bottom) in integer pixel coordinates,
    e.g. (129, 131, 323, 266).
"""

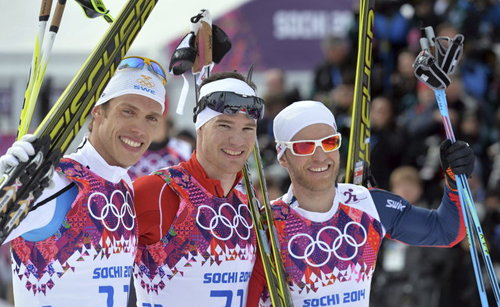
(247, 100, 473, 307)
(118, 56, 167, 85)
(276, 133, 341, 156)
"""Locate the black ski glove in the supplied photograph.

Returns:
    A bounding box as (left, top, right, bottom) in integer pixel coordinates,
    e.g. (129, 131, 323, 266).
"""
(440, 139, 475, 191)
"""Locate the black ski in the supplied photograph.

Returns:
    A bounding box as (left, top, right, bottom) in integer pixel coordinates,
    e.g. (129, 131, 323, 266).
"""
(345, 0, 376, 186)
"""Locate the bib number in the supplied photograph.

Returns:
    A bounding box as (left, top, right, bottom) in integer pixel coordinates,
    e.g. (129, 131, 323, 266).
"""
(210, 289, 244, 307)
(98, 285, 129, 307)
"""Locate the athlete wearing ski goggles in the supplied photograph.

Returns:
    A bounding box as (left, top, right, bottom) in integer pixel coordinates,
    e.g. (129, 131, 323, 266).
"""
(276, 133, 342, 156)
(118, 56, 167, 85)
(193, 91, 265, 122)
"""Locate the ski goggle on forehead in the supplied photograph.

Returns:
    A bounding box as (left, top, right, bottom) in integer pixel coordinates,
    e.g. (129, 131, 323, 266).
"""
(118, 56, 167, 85)
(193, 91, 265, 122)
(277, 134, 342, 156)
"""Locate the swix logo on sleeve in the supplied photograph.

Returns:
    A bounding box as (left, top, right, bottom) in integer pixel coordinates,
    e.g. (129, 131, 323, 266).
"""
(385, 199, 406, 211)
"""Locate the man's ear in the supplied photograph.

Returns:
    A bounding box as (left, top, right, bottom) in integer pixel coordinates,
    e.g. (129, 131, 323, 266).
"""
(278, 152, 288, 168)
(91, 105, 101, 118)
(196, 126, 203, 139)
(195, 126, 203, 149)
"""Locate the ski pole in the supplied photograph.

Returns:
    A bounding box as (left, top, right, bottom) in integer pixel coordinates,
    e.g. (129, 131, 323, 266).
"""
(17, 0, 53, 140)
(253, 137, 294, 306)
(20, 0, 67, 140)
(435, 89, 500, 305)
(18, 0, 116, 140)
(417, 32, 500, 305)
(436, 90, 489, 306)
(242, 162, 292, 307)
(422, 26, 500, 303)
(169, 9, 231, 116)
(191, 9, 213, 102)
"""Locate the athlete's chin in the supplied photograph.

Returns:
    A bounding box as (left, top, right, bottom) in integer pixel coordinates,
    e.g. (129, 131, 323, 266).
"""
(223, 164, 243, 174)
(308, 174, 336, 190)
(117, 155, 142, 168)
(223, 162, 246, 174)
(226, 154, 252, 169)
(309, 182, 335, 192)
(295, 176, 335, 192)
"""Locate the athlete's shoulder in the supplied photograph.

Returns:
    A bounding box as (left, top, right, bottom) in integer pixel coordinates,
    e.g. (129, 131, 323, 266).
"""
(234, 180, 248, 196)
(134, 171, 179, 219)
(364, 188, 410, 219)
(270, 196, 285, 205)
(337, 183, 371, 199)
(337, 183, 397, 200)
(38, 170, 73, 204)
(366, 187, 401, 202)
(4, 172, 73, 243)
(133, 172, 167, 191)
(267, 196, 293, 222)
(337, 183, 382, 220)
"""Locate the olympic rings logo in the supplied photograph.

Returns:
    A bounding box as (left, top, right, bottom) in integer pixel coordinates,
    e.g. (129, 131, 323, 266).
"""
(196, 203, 254, 241)
(288, 222, 367, 267)
(137, 75, 155, 88)
(88, 190, 136, 232)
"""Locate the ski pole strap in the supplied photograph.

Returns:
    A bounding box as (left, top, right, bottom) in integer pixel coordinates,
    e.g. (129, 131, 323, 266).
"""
(175, 74, 190, 115)
(170, 9, 232, 116)
(169, 25, 200, 115)
(212, 24, 231, 64)
(169, 25, 231, 75)
(74, 0, 114, 23)
(434, 34, 464, 75)
(169, 32, 198, 76)
(413, 50, 451, 90)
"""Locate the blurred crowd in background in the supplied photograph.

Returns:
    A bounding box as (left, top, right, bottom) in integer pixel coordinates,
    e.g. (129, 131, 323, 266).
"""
(2, 0, 500, 306)
(256, 1, 500, 306)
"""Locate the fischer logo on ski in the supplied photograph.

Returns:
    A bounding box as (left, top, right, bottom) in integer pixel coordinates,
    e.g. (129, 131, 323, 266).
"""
(345, 0, 375, 187)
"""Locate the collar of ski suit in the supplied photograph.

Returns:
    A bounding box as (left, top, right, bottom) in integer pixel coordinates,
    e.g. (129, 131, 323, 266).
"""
(67, 136, 132, 188)
(184, 150, 243, 198)
(282, 183, 340, 223)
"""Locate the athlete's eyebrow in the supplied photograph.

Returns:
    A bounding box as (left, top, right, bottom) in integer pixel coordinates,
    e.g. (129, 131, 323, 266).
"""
(215, 118, 257, 128)
(121, 102, 161, 118)
(149, 110, 162, 118)
(121, 102, 139, 110)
